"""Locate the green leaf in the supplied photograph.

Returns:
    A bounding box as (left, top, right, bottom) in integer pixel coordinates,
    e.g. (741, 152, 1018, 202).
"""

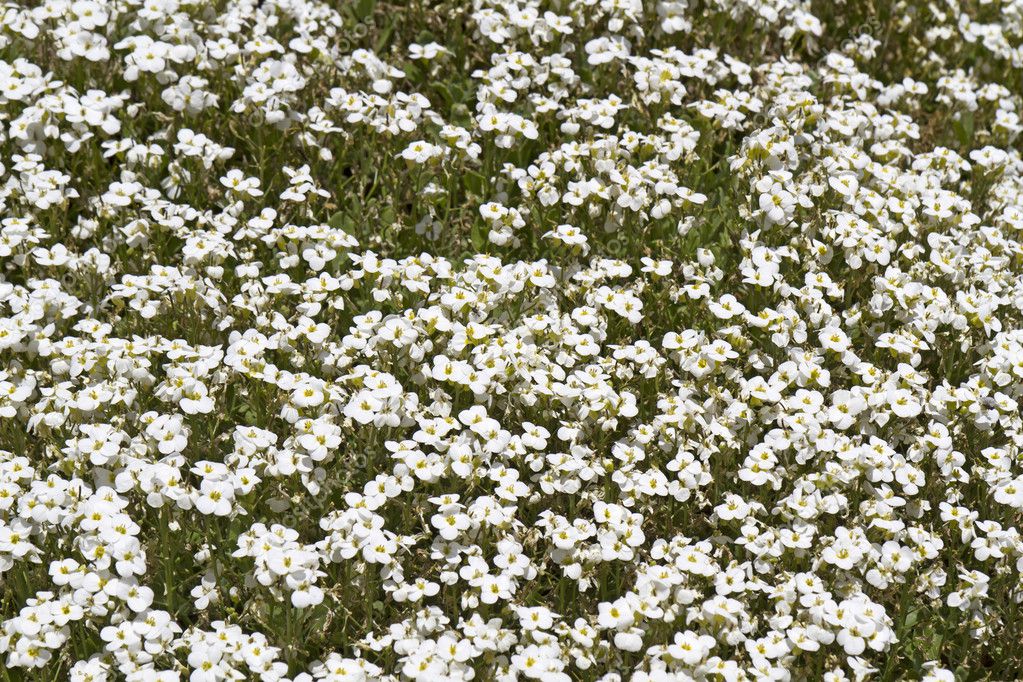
(470, 224, 488, 251)
(953, 111, 974, 148)
(354, 0, 375, 21)
(463, 170, 487, 196)
(402, 61, 423, 83)
(374, 15, 397, 53)
(379, 204, 396, 226)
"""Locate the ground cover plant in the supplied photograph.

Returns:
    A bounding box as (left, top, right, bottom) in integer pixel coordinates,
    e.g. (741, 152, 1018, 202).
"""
(2, 0, 1023, 680)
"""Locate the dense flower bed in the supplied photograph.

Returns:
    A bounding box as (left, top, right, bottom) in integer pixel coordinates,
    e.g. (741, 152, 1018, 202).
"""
(2, 0, 1023, 680)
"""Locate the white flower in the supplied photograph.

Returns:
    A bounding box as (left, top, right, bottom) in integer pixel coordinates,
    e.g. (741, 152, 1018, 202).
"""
(888, 388, 922, 419)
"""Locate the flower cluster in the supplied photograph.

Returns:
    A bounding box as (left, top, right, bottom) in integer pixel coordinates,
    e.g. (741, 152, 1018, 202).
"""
(2, 0, 1023, 680)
